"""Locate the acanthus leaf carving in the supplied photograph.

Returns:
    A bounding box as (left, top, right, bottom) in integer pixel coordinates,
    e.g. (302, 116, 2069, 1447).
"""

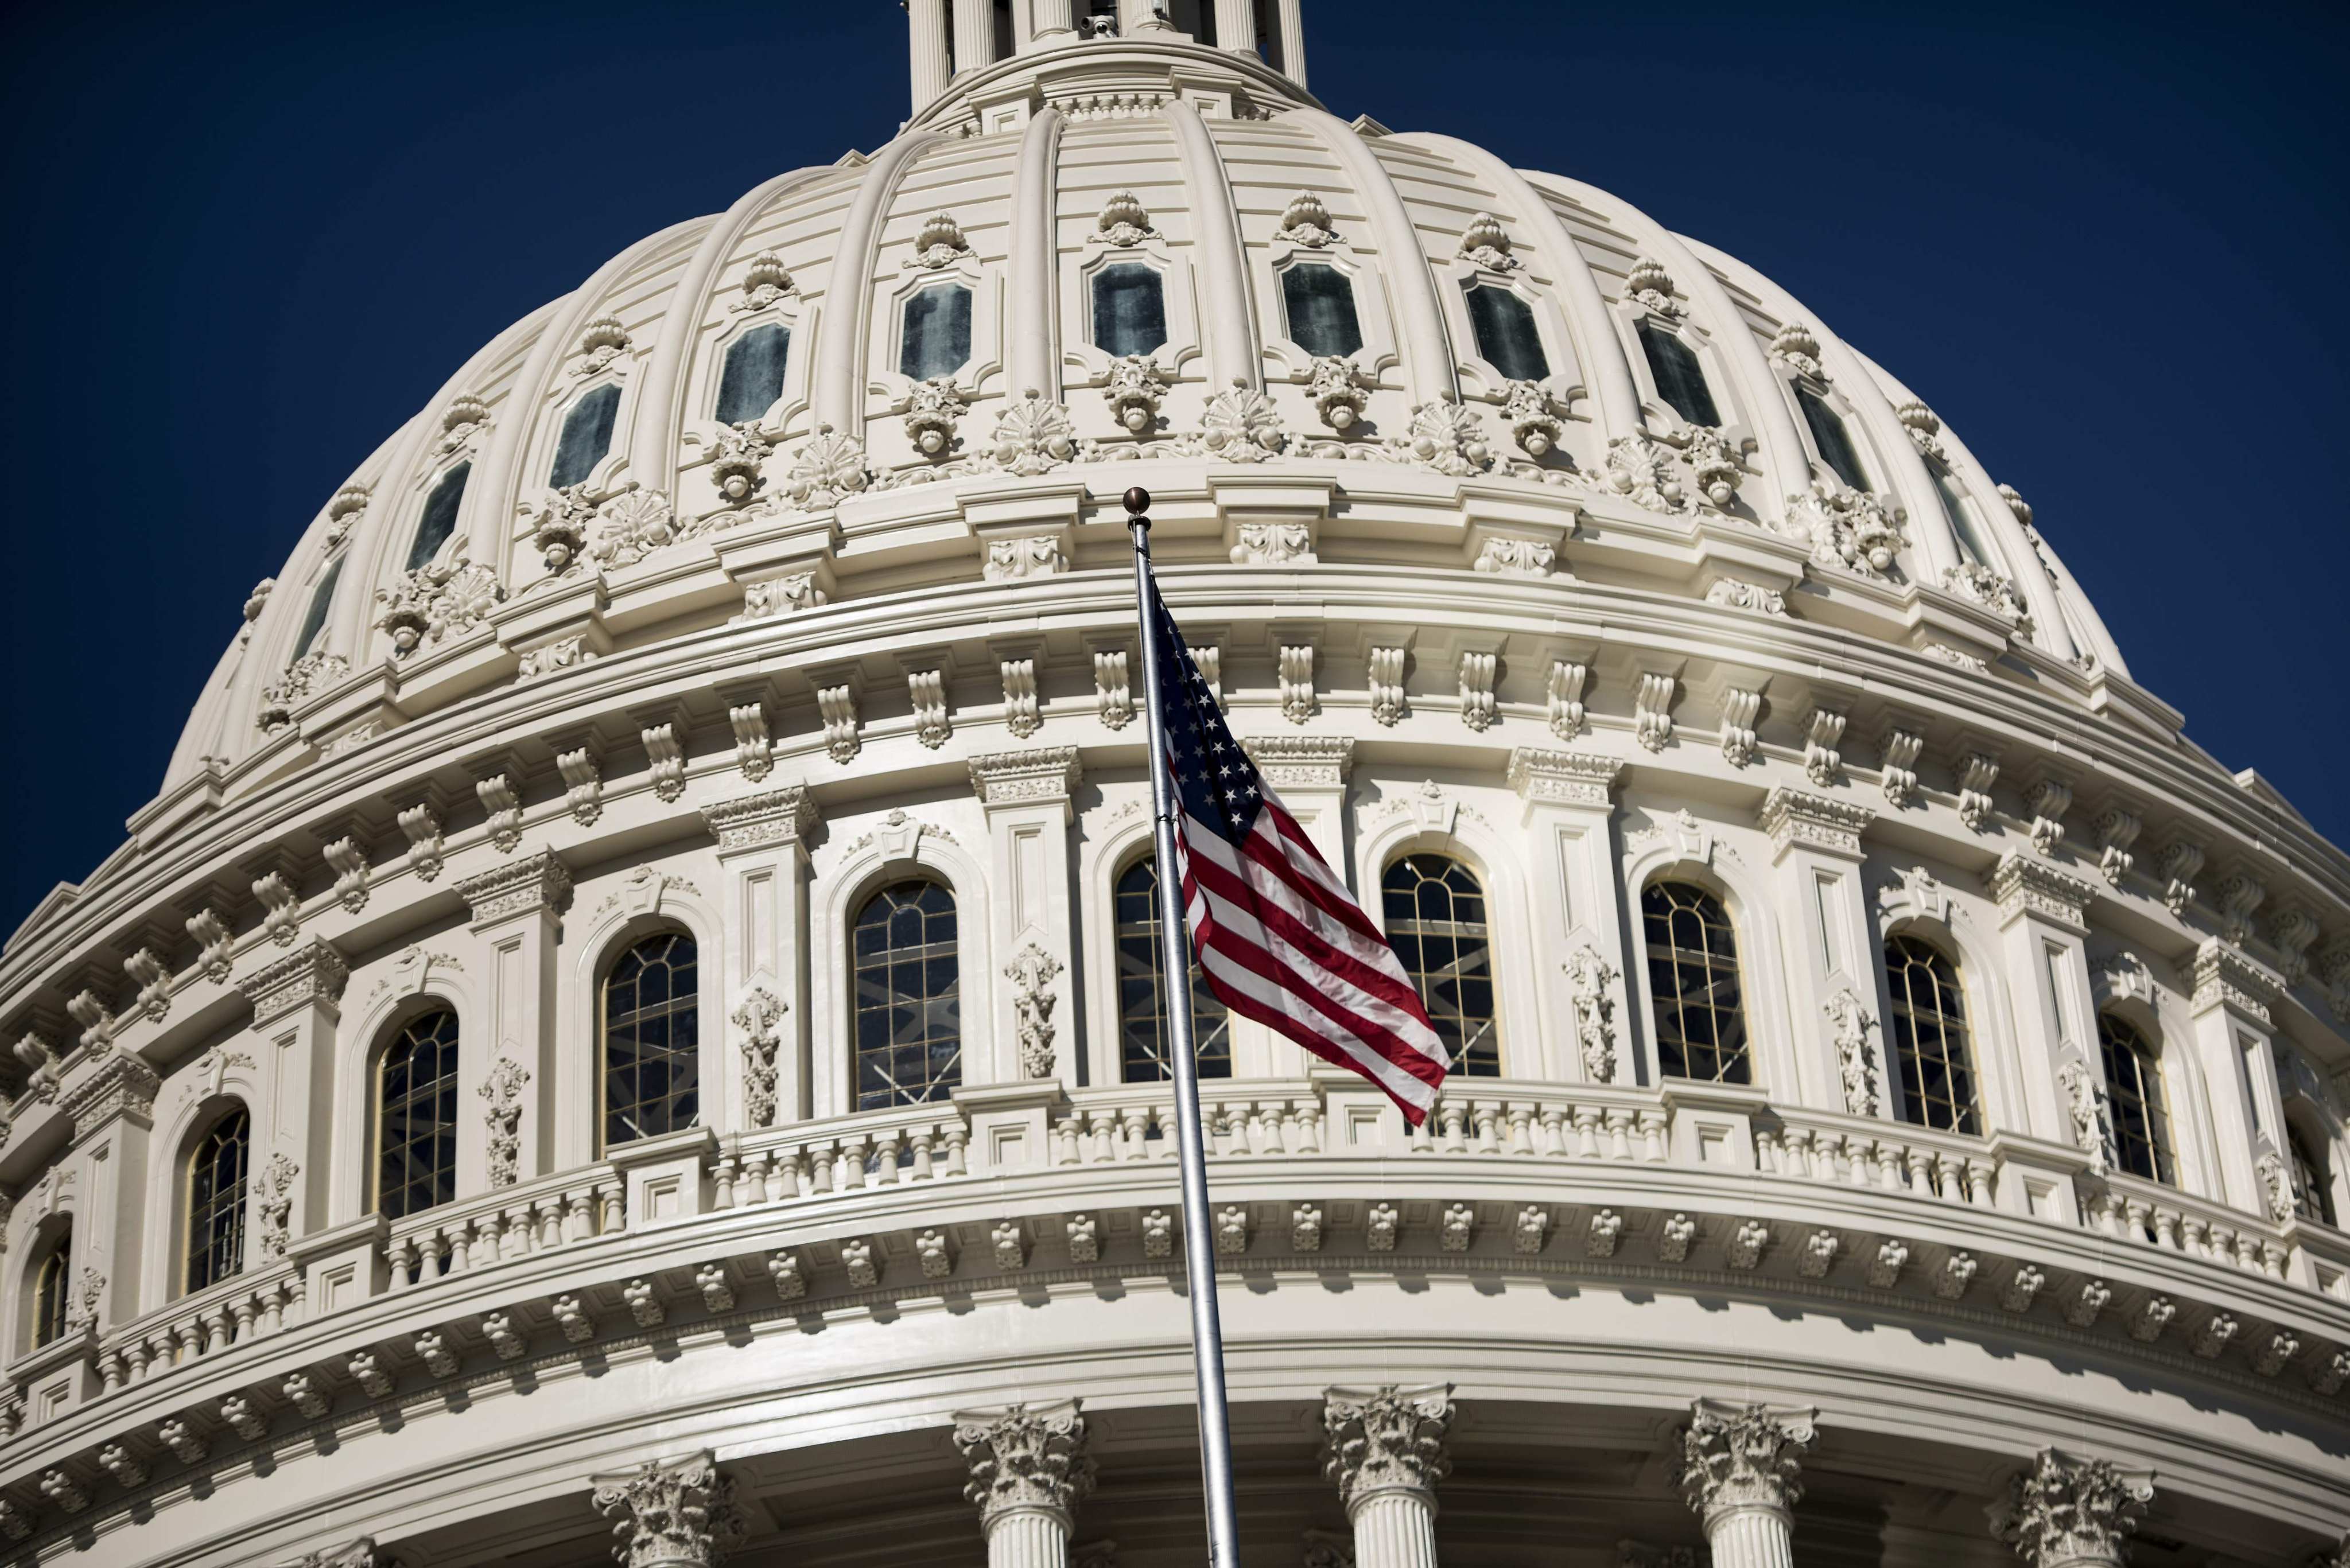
(954, 1400, 1096, 1527)
(1564, 945, 1619, 1083)
(732, 987, 786, 1128)
(1322, 1384, 1454, 1504)
(590, 1452, 745, 1568)
(1004, 943, 1065, 1079)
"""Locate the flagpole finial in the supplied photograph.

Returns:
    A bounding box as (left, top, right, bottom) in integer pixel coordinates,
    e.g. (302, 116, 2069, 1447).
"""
(1124, 486, 1152, 525)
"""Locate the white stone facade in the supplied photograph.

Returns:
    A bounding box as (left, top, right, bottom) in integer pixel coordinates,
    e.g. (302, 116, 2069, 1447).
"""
(1, 7, 2347, 1566)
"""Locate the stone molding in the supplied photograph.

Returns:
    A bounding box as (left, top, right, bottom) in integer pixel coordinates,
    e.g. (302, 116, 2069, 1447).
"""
(1242, 735, 1354, 789)
(236, 938, 350, 1026)
(700, 787, 818, 854)
(1505, 747, 1623, 808)
(968, 746, 1082, 808)
(455, 850, 572, 927)
(1757, 786, 1873, 859)
(1990, 851, 2100, 931)
(60, 1049, 160, 1141)
(2190, 937, 2281, 1023)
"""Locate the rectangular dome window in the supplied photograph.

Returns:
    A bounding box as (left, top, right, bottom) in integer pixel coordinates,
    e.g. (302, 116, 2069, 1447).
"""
(1638, 320, 1719, 427)
(405, 462, 469, 572)
(1092, 262, 1168, 360)
(1281, 262, 1363, 359)
(1797, 386, 1870, 492)
(1932, 464, 1996, 567)
(900, 282, 973, 382)
(713, 323, 790, 427)
(549, 383, 622, 488)
(1462, 281, 1548, 382)
(293, 558, 342, 660)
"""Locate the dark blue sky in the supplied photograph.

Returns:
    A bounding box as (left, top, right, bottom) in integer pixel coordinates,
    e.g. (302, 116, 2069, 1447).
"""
(3, 0, 2344, 929)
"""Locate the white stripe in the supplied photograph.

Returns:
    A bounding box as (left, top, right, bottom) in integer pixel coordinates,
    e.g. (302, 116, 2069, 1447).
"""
(1183, 810, 1419, 982)
(1191, 875, 1447, 1063)
(1196, 943, 1440, 1111)
(1252, 801, 1358, 906)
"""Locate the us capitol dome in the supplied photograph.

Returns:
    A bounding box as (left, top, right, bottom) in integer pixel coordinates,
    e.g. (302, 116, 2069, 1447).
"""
(2, 3, 2346, 1565)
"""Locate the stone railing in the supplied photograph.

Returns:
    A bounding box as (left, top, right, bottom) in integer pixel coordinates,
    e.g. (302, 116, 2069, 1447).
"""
(382, 1162, 628, 1292)
(91, 1258, 304, 1394)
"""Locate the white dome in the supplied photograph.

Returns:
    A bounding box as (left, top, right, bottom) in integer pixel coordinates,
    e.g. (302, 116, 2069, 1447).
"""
(1, 7, 2347, 1568)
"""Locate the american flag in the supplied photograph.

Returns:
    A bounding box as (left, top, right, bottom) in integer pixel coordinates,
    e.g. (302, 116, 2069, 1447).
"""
(1145, 574, 1450, 1125)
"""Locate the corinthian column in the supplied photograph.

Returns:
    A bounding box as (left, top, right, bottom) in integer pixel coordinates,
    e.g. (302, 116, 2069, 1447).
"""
(590, 1452, 744, 1568)
(1990, 1448, 2155, 1568)
(1323, 1385, 1454, 1568)
(1676, 1399, 1816, 1568)
(955, 1400, 1096, 1568)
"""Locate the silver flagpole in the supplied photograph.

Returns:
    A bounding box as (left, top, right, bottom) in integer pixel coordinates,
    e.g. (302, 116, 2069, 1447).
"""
(1125, 486, 1244, 1568)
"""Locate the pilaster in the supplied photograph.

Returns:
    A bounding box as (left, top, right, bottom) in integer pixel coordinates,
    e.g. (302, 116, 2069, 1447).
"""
(58, 1050, 159, 1330)
(589, 1451, 744, 1568)
(455, 851, 569, 1185)
(1989, 851, 2103, 1147)
(970, 749, 1081, 1085)
(1323, 1384, 1452, 1568)
(1758, 786, 1881, 1112)
(234, 938, 349, 1261)
(1508, 749, 1628, 1084)
(702, 787, 819, 1127)
(1676, 1399, 1815, 1568)
(1989, 1448, 2154, 1568)
(2186, 938, 2288, 1217)
(955, 1399, 1095, 1568)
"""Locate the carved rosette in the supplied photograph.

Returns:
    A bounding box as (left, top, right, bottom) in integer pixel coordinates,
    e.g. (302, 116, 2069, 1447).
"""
(1193, 382, 1286, 461)
(1941, 562, 2034, 632)
(784, 425, 872, 510)
(1676, 1400, 1815, 1531)
(954, 1400, 1096, 1534)
(1392, 399, 1493, 476)
(991, 392, 1079, 476)
(1778, 481, 1903, 577)
(1598, 435, 1689, 513)
(591, 487, 681, 569)
(256, 652, 351, 734)
(1322, 1384, 1454, 1513)
(374, 554, 504, 654)
(590, 1452, 745, 1568)
(1100, 355, 1167, 435)
(1990, 1448, 2154, 1568)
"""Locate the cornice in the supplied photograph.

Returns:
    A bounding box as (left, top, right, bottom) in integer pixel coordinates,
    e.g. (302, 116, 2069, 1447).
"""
(2193, 939, 2283, 1025)
(454, 851, 571, 927)
(700, 787, 819, 854)
(235, 938, 349, 1026)
(1758, 786, 1874, 860)
(1505, 747, 1623, 809)
(1990, 851, 2102, 932)
(57, 1050, 159, 1142)
(967, 746, 1082, 808)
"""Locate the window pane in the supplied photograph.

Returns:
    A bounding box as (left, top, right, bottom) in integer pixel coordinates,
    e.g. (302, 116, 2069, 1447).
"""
(187, 1110, 252, 1291)
(2097, 1014, 2173, 1186)
(377, 1009, 461, 1219)
(2289, 1126, 2336, 1227)
(1092, 263, 1168, 359)
(1883, 936, 1979, 1134)
(1115, 857, 1232, 1083)
(34, 1232, 70, 1347)
(854, 882, 963, 1108)
(714, 323, 791, 426)
(602, 933, 700, 1148)
(1463, 283, 1548, 381)
(1797, 388, 1869, 492)
(1281, 263, 1363, 359)
(900, 284, 973, 381)
(1381, 854, 1498, 1076)
(549, 383, 623, 488)
(1931, 464, 1999, 567)
(1638, 320, 1719, 426)
(292, 559, 342, 660)
(1641, 882, 1748, 1083)
(406, 462, 471, 571)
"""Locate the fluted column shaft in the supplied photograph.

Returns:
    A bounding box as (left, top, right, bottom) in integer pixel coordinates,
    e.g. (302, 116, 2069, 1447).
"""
(953, 0, 998, 73)
(1030, 0, 1075, 42)
(908, 0, 953, 110)
(1324, 1386, 1454, 1568)
(1214, 0, 1258, 53)
(1349, 1489, 1440, 1568)
(984, 1506, 1072, 1568)
(1678, 1400, 1815, 1568)
(1705, 1503, 1796, 1568)
(1273, 0, 1307, 83)
(957, 1400, 1094, 1568)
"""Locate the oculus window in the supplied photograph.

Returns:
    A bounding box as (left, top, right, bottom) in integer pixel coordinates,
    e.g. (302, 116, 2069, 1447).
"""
(714, 322, 791, 426)
(602, 932, 700, 1149)
(1638, 320, 1720, 426)
(1381, 854, 1498, 1077)
(1092, 262, 1169, 360)
(549, 383, 622, 488)
(1114, 855, 1232, 1083)
(1462, 282, 1548, 382)
(1641, 882, 1749, 1083)
(1281, 262, 1364, 359)
(853, 881, 963, 1109)
(900, 283, 973, 382)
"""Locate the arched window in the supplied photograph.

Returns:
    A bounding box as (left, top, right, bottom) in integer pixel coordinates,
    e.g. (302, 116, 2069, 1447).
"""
(1092, 262, 1168, 359)
(1380, 854, 1498, 1077)
(1796, 387, 1869, 492)
(714, 322, 791, 426)
(1883, 935, 1980, 1134)
(549, 383, 622, 488)
(186, 1108, 251, 1293)
(853, 881, 963, 1109)
(601, 932, 700, 1149)
(900, 282, 973, 381)
(1462, 282, 1548, 382)
(2096, 1014, 2173, 1185)
(2288, 1123, 2336, 1228)
(1637, 320, 1719, 427)
(1114, 856, 1232, 1083)
(406, 462, 471, 571)
(376, 1009, 461, 1219)
(1281, 263, 1363, 359)
(32, 1227, 71, 1348)
(290, 559, 343, 662)
(1640, 882, 1749, 1083)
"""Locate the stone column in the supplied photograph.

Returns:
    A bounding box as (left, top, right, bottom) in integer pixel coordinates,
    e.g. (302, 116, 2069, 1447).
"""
(591, 1452, 744, 1568)
(953, 0, 998, 74)
(1272, 0, 1308, 84)
(1989, 1448, 2154, 1568)
(1323, 1385, 1453, 1568)
(955, 1400, 1096, 1568)
(236, 937, 351, 1258)
(455, 851, 570, 1182)
(701, 787, 819, 1129)
(1759, 786, 1883, 1112)
(1989, 850, 2106, 1146)
(970, 749, 1081, 1087)
(2185, 939, 2288, 1217)
(1506, 748, 1629, 1084)
(908, 0, 953, 110)
(1214, 0, 1258, 54)
(1676, 1399, 1815, 1568)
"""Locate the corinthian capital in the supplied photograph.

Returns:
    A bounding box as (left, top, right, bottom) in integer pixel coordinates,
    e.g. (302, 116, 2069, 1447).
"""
(589, 1452, 744, 1568)
(1676, 1399, 1815, 1526)
(1322, 1384, 1454, 1509)
(953, 1399, 1096, 1532)
(1990, 1448, 2154, 1568)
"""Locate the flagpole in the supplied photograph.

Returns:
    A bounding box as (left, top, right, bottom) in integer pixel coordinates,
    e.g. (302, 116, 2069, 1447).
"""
(1125, 485, 1244, 1568)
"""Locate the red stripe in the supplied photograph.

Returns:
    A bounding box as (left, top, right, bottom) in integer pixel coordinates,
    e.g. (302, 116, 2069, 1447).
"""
(1197, 958, 1438, 1126)
(1186, 851, 1438, 1037)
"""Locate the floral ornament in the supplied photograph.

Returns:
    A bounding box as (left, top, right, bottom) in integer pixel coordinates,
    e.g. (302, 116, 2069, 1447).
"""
(1307, 356, 1369, 431)
(1625, 256, 1683, 318)
(438, 392, 492, 454)
(374, 553, 504, 655)
(1893, 398, 1945, 461)
(1779, 480, 1904, 577)
(1101, 356, 1167, 435)
(735, 250, 794, 312)
(257, 652, 349, 733)
(527, 484, 600, 574)
(590, 486, 681, 569)
(707, 422, 774, 507)
(1457, 212, 1519, 271)
(903, 377, 967, 457)
(1392, 398, 1493, 476)
(1194, 379, 1285, 461)
(907, 211, 971, 269)
(1090, 190, 1155, 247)
(1598, 434, 1689, 513)
(240, 578, 274, 645)
(323, 484, 371, 544)
(1275, 190, 1339, 247)
(1770, 321, 1825, 379)
(1683, 428, 1743, 509)
(1502, 380, 1562, 458)
(991, 390, 1079, 476)
(573, 314, 631, 378)
(1941, 562, 2034, 632)
(784, 423, 872, 510)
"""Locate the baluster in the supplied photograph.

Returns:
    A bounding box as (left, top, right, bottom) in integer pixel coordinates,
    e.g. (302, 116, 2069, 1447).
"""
(1099, 1107, 1128, 1164)
(174, 1320, 203, 1365)
(386, 1234, 415, 1291)
(712, 1153, 739, 1209)
(1409, 1103, 1436, 1152)
(1872, 1141, 1902, 1189)
(807, 1141, 837, 1194)
(254, 1287, 281, 1336)
(1296, 1102, 1324, 1155)
(1753, 1129, 1781, 1174)
(1569, 1107, 1601, 1158)
(1505, 1106, 1535, 1156)
(557, 1192, 590, 1243)
(910, 1127, 937, 1181)
(2260, 1240, 2287, 1280)
(1116, 1106, 1148, 1161)
(122, 1340, 151, 1383)
(599, 1181, 627, 1234)
(278, 1277, 304, 1329)
(1273, 1103, 1301, 1155)
(1781, 1128, 1815, 1179)
(1904, 1149, 1935, 1198)
(1536, 1107, 1568, 1156)
(771, 1149, 801, 1201)
(97, 1349, 123, 1393)
(1932, 1153, 1966, 1204)
(1964, 1159, 1996, 1207)
(1438, 1101, 1469, 1153)
(1469, 1102, 1500, 1155)
(1638, 1111, 1669, 1162)
(506, 1205, 536, 1259)
(2232, 1232, 2261, 1273)
(2115, 1197, 2146, 1243)
(1602, 1110, 1634, 1160)
(201, 1308, 231, 1355)
(848, 1133, 876, 1189)
(231, 1295, 261, 1343)
(942, 1122, 969, 1177)
(876, 1128, 907, 1184)
(2151, 1207, 2180, 1249)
